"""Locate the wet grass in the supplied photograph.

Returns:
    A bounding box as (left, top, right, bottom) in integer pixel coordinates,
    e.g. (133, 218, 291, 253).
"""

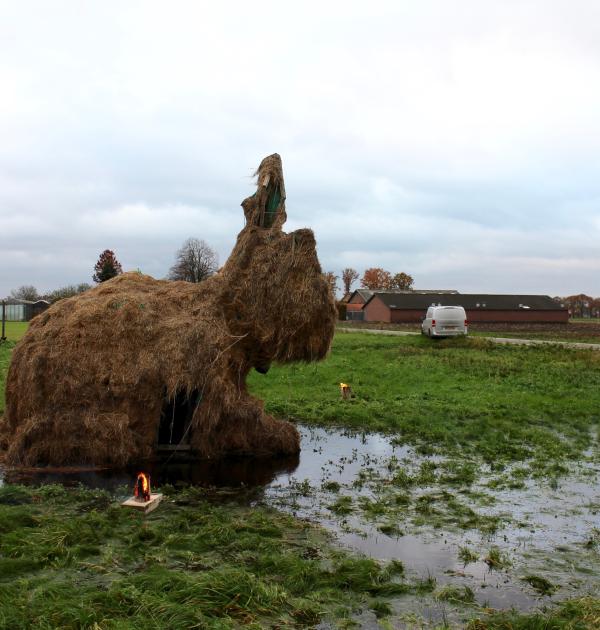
(458, 546, 479, 565)
(484, 547, 511, 570)
(308, 448, 504, 537)
(468, 596, 600, 629)
(0, 340, 13, 414)
(521, 574, 556, 596)
(249, 332, 600, 477)
(436, 584, 476, 605)
(0, 484, 434, 628)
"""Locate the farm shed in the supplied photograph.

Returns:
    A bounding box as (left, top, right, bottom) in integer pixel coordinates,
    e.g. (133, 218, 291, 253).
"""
(1, 299, 49, 322)
(345, 289, 458, 321)
(345, 289, 374, 320)
(362, 292, 568, 324)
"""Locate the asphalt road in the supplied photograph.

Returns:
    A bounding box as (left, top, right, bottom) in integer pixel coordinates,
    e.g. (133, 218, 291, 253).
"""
(337, 327, 600, 351)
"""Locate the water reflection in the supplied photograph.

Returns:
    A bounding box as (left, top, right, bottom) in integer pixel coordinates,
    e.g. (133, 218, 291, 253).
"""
(0, 451, 300, 492)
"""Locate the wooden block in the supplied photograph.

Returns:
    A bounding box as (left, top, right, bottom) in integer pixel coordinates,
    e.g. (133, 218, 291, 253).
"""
(121, 493, 163, 514)
(340, 385, 354, 400)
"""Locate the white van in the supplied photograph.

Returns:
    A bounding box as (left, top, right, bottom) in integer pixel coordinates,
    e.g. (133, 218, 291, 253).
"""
(421, 305, 468, 337)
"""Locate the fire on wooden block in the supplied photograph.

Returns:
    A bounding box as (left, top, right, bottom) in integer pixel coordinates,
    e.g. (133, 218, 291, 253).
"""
(135, 472, 151, 501)
(340, 382, 354, 400)
(121, 471, 163, 514)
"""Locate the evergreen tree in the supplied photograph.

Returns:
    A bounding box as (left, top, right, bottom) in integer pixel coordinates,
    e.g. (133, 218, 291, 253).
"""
(93, 250, 123, 283)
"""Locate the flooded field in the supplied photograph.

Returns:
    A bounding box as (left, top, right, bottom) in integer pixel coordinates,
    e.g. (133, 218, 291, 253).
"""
(3, 424, 598, 626)
(266, 427, 600, 622)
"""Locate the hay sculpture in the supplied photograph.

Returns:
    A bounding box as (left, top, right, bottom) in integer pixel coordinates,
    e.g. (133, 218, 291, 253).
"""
(0, 154, 336, 466)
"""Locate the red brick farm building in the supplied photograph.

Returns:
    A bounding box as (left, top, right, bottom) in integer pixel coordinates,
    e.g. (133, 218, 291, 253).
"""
(359, 292, 568, 324)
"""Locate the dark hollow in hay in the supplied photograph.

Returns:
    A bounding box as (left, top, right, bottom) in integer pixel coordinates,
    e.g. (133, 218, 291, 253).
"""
(0, 154, 336, 466)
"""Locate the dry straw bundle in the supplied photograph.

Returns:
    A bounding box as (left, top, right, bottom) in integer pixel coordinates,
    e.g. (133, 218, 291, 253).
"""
(0, 154, 336, 466)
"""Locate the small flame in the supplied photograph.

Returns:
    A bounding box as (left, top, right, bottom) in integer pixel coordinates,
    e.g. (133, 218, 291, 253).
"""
(134, 472, 151, 502)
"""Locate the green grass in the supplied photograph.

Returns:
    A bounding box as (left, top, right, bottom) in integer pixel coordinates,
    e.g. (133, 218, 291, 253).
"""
(0, 341, 13, 414)
(521, 574, 556, 596)
(484, 546, 510, 570)
(0, 484, 422, 628)
(570, 318, 600, 323)
(0, 486, 597, 629)
(0, 322, 26, 413)
(1, 321, 28, 341)
(458, 546, 479, 564)
(468, 596, 600, 629)
(469, 330, 600, 345)
(249, 333, 600, 474)
(337, 321, 600, 344)
(436, 584, 476, 605)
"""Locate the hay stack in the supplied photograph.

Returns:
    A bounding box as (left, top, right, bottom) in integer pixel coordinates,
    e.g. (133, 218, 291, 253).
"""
(0, 154, 336, 466)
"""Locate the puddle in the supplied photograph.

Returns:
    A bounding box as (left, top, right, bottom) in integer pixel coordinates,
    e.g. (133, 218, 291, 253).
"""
(263, 427, 600, 614)
(1, 424, 599, 620)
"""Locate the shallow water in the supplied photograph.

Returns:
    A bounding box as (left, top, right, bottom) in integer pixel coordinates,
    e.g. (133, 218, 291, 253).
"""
(1, 424, 599, 620)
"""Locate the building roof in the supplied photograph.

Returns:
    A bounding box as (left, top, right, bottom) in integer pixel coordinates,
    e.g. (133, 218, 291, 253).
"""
(2, 298, 49, 305)
(348, 288, 458, 303)
(365, 292, 566, 311)
(410, 289, 459, 294)
(348, 289, 375, 303)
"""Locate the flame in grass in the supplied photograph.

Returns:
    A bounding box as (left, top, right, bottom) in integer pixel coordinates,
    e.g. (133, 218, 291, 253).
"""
(340, 383, 354, 400)
(134, 472, 151, 502)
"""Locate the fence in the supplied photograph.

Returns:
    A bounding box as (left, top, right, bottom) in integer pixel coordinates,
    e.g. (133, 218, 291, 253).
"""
(0, 300, 49, 339)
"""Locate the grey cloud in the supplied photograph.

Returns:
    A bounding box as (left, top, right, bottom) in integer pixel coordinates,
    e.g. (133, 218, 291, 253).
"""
(2, 1, 600, 297)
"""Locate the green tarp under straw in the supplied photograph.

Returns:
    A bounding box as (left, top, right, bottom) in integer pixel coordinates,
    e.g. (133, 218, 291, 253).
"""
(263, 185, 281, 228)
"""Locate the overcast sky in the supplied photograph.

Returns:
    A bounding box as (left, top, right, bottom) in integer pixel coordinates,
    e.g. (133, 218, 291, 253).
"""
(1, 1, 600, 298)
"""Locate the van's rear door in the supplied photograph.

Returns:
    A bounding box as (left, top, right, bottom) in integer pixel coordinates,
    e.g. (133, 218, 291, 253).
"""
(436, 307, 465, 332)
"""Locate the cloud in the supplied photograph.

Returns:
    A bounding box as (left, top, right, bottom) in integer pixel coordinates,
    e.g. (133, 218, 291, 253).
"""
(1, 1, 600, 297)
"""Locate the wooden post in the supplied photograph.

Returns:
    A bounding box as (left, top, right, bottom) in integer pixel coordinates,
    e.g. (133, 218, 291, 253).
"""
(340, 383, 354, 400)
(1, 300, 6, 341)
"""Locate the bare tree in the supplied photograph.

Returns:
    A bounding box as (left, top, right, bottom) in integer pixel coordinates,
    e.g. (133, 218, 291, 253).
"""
(44, 283, 92, 304)
(563, 294, 594, 319)
(169, 238, 218, 283)
(341, 268, 359, 295)
(10, 285, 40, 301)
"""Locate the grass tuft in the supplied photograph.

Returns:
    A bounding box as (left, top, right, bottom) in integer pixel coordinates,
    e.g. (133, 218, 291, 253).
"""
(521, 574, 556, 596)
(436, 584, 476, 604)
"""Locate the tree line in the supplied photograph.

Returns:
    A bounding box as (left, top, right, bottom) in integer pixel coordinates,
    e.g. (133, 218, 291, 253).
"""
(323, 267, 415, 297)
(554, 294, 600, 318)
(8, 238, 219, 304)
(10, 241, 599, 319)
